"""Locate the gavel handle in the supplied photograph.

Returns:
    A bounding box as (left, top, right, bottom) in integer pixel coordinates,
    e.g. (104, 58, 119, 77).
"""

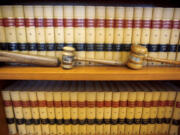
(144, 56, 180, 65)
(75, 58, 122, 66)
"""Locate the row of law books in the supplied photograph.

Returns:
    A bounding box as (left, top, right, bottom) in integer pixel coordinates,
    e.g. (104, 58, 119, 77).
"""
(0, 6, 180, 66)
(1, 81, 180, 135)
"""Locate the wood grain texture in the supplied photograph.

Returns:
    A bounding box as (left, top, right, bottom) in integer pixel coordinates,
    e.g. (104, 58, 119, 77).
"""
(0, 66, 180, 80)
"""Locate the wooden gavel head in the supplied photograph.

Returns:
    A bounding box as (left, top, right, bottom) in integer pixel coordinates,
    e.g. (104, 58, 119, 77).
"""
(126, 44, 148, 69)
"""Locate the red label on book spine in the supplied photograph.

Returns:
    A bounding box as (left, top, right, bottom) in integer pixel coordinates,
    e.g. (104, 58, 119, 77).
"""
(151, 20, 161, 28)
(161, 20, 172, 29)
(47, 101, 54, 107)
(78, 101, 86, 108)
(30, 101, 38, 107)
(128, 101, 135, 107)
(133, 20, 142, 28)
(15, 18, 25, 27)
(112, 101, 119, 108)
(124, 20, 133, 28)
(167, 101, 175, 107)
(53, 19, 63, 27)
(0, 19, 3, 26)
(25, 19, 35, 27)
(142, 20, 151, 28)
(87, 101, 96, 107)
(95, 19, 105, 27)
(151, 101, 159, 107)
(74, 19, 85, 27)
(85, 19, 95, 27)
(172, 20, 180, 29)
(35, 18, 44, 27)
(159, 101, 167, 107)
(54, 101, 62, 107)
(144, 101, 151, 107)
(119, 101, 127, 107)
(4, 101, 12, 106)
(105, 19, 114, 27)
(114, 20, 124, 28)
(176, 102, 180, 108)
(3, 18, 15, 27)
(38, 100, 46, 107)
(71, 101, 78, 107)
(62, 101, 70, 107)
(104, 101, 111, 107)
(136, 101, 143, 107)
(22, 101, 30, 107)
(96, 101, 104, 107)
(44, 19, 53, 27)
(13, 101, 22, 107)
(63, 19, 73, 27)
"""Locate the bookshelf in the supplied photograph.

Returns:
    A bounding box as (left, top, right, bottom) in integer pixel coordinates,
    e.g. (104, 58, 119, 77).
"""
(0, 0, 180, 135)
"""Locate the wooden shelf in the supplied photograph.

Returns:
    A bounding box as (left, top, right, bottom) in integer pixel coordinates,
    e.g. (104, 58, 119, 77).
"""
(0, 66, 180, 80)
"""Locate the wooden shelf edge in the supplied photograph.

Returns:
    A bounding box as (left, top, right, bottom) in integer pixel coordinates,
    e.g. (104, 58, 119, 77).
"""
(0, 66, 179, 80)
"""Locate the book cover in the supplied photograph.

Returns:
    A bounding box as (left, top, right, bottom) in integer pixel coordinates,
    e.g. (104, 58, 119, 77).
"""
(0, 8, 6, 50)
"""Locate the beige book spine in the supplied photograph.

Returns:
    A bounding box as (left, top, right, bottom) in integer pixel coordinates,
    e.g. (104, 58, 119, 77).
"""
(14, 5, 28, 54)
(0, 9, 6, 50)
(103, 124, 111, 135)
(2, 6, 17, 52)
(86, 124, 95, 135)
(53, 6, 64, 58)
(85, 6, 95, 65)
(74, 6, 86, 66)
(70, 89, 78, 122)
(34, 6, 46, 56)
(148, 7, 163, 66)
(64, 124, 71, 135)
(176, 39, 180, 62)
(111, 124, 118, 135)
(96, 124, 104, 135)
(71, 124, 78, 135)
(121, 7, 134, 65)
(104, 7, 115, 61)
(95, 6, 105, 62)
(44, 6, 55, 57)
(2, 91, 17, 135)
(24, 6, 37, 55)
(78, 124, 86, 135)
(113, 7, 125, 64)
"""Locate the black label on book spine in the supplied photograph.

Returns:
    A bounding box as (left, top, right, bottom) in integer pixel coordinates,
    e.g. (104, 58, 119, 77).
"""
(134, 119, 141, 124)
(18, 43, 28, 51)
(37, 43, 46, 51)
(104, 44, 112, 51)
(118, 119, 125, 124)
(159, 44, 168, 52)
(71, 119, 78, 124)
(47, 43, 55, 51)
(28, 43, 37, 51)
(49, 119, 56, 124)
(33, 119, 40, 125)
(25, 119, 33, 125)
(96, 119, 103, 124)
(148, 44, 158, 52)
(0, 43, 8, 50)
(86, 44, 94, 51)
(104, 119, 111, 124)
(55, 43, 64, 51)
(142, 119, 149, 124)
(172, 119, 180, 125)
(122, 44, 131, 51)
(141, 44, 148, 48)
(64, 119, 70, 124)
(56, 119, 63, 124)
(6, 118, 15, 124)
(157, 118, 165, 124)
(112, 44, 122, 51)
(87, 119, 95, 124)
(168, 45, 177, 52)
(150, 118, 157, 124)
(178, 45, 180, 52)
(164, 118, 171, 123)
(111, 119, 118, 124)
(74, 43, 85, 51)
(95, 44, 104, 51)
(79, 119, 86, 125)
(8, 43, 17, 51)
(65, 43, 73, 47)
(41, 119, 48, 124)
(126, 118, 134, 124)
(16, 119, 25, 124)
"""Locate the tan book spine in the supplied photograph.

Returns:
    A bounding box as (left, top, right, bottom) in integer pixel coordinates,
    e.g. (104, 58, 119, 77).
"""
(148, 7, 163, 66)
(44, 6, 55, 57)
(2, 6, 17, 52)
(34, 6, 46, 56)
(53, 6, 64, 58)
(85, 6, 95, 65)
(63, 6, 74, 46)
(103, 124, 111, 135)
(113, 7, 125, 64)
(104, 7, 115, 61)
(71, 124, 78, 135)
(111, 124, 118, 135)
(95, 6, 105, 62)
(24, 6, 37, 55)
(95, 124, 104, 135)
(78, 124, 86, 135)
(176, 39, 180, 62)
(121, 7, 134, 65)
(86, 124, 95, 135)
(158, 8, 174, 66)
(74, 6, 86, 66)
(2, 90, 17, 135)
(0, 8, 6, 50)
(14, 6, 28, 54)
(64, 124, 71, 135)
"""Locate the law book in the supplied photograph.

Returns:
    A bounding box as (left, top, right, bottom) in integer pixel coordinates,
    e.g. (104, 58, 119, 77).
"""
(78, 124, 86, 135)
(2, 6, 17, 52)
(86, 82, 96, 124)
(28, 82, 41, 135)
(103, 124, 111, 135)
(19, 82, 34, 135)
(45, 82, 56, 135)
(86, 124, 95, 135)
(113, 7, 125, 64)
(0, 8, 6, 50)
(158, 8, 174, 66)
(74, 6, 86, 66)
(2, 89, 17, 135)
(121, 7, 134, 65)
(64, 124, 71, 135)
(95, 81, 104, 124)
(95, 124, 104, 135)
(176, 39, 180, 63)
(10, 82, 26, 135)
(140, 7, 153, 66)
(111, 124, 118, 135)
(24, 6, 37, 55)
(85, 6, 95, 65)
(148, 7, 163, 66)
(132, 7, 143, 44)
(169, 8, 180, 62)
(53, 6, 64, 59)
(95, 6, 105, 63)
(104, 7, 115, 61)
(169, 91, 180, 135)
(63, 6, 74, 47)
(44, 6, 55, 57)
(14, 6, 28, 54)
(71, 124, 78, 135)
(36, 81, 49, 135)
(77, 81, 86, 124)
(34, 6, 46, 56)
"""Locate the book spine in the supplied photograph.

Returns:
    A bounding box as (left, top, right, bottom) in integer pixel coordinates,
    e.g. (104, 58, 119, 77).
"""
(79, 124, 86, 135)
(104, 7, 115, 61)
(37, 91, 49, 135)
(140, 7, 153, 66)
(86, 124, 95, 135)
(95, 124, 103, 135)
(62, 91, 71, 124)
(2, 6, 17, 52)
(44, 6, 55, 57)
(63, 6, 74, 47)
(24, 6, 37, 55)
(158, 8, 174, 66)
(148, 7, 163, 66)
(71, 124, 78, 135)
(45, 91, 56, 135)
(103, 124, 111, 135)
(53, 6, 64, 58)
(95, 6, 105, 63)
(113, 7, 125, 64)
(14, 6, 28, 54)
(20, 90, 34, 135)
(70, 89, 78, 124)
(85, 6, 95, 65)
(74, 6, 86, 66)
(64, 124, 71, 135)
(176, 39, 180, 63)
(121, 7, 134, 65)
(111, 124, 118, 135)
(2, 91, 17, 135)
(34, 6, 46, 56)
(28, 91, 41, 135)
(0, 9, 6, 50)
(10, 91, 26, 135)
